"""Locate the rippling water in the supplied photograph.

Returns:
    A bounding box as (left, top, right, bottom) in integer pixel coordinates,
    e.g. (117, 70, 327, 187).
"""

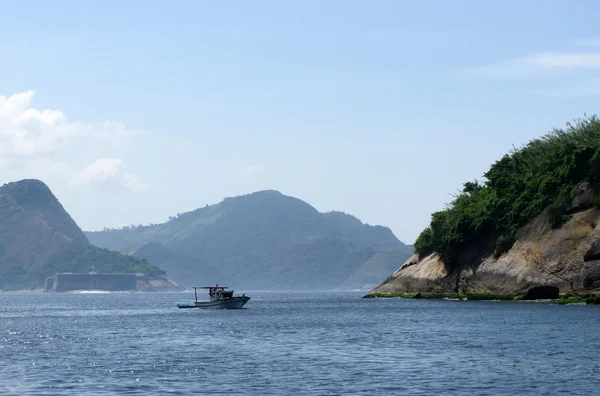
(1, 291, 599, 395)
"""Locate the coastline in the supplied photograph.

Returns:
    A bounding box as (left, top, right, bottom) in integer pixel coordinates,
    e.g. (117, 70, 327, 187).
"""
(363, 291, 600, 304)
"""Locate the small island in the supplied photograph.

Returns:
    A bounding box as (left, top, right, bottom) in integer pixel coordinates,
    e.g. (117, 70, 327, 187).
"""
(367, 116, 600, 304)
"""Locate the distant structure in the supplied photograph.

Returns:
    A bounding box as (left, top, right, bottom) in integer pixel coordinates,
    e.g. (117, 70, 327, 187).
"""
(44, 273, 143, 292)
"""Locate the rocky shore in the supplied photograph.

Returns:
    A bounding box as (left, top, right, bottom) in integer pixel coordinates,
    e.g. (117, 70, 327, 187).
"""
(369, 184, 600, 300)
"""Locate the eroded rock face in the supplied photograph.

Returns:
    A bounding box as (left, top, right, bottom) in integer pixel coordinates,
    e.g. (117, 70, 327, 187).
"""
(524, 286, 559, 300)
(371, 206, 600, 297)
(584, 239, 600, 262)
(372, 253, 454, 294)
(567, 182, 598, 214)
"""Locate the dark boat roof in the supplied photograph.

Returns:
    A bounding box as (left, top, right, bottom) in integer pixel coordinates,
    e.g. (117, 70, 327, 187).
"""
(194, 286, 229, 289)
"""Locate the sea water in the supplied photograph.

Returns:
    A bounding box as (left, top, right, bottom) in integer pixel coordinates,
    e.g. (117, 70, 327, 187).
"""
(1, 291, 599, 395)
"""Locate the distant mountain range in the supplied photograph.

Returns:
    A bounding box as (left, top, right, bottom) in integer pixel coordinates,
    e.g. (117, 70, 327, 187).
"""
(0, 179, 412, 291)
(86, 190, 413, 290)
(0, 179, 166, 291)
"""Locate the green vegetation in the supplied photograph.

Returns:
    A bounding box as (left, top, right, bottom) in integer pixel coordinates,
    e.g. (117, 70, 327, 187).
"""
(0, 262, 28, 290)
(1, 242, 166, 291)
(126, 241, 220, 288)
(557, 294, 597, 304)
(43, 242, 165, 280)
(414, 116, 600, 270)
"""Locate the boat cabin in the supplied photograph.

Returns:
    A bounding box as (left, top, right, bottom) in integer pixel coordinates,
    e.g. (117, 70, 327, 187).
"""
(178, 284, 250, 309)
(193, 285, 235, 302)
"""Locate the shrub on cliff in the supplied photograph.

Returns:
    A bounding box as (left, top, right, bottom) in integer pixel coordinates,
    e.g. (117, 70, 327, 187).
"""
(415, 115, 600, 269)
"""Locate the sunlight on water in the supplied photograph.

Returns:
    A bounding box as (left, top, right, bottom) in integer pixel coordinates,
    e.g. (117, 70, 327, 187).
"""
(0, 291, 599, 395)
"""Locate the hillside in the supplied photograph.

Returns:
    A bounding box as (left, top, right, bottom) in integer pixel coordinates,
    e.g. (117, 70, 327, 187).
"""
(87, 190, 412, 289)
(338, 245, 415, 290)
(0, 179, 167, 291)
(126, 241, 221, 287)
(370, 116, 600, 298)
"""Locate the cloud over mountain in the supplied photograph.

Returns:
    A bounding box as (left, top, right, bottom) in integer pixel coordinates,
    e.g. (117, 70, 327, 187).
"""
(0, 90, 146, 191)
(69, 158, 147, 192)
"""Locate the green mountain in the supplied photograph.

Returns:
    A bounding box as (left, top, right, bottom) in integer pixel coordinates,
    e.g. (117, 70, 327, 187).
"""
(125, 241, 221, 287)
(0, 179, 166, 291)
(86, 190, 412, 289)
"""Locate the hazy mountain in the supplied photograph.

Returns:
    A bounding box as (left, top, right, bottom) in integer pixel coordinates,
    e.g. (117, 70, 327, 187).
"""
(0, 179, 166, 290)
(126, 241, 221, 287)
(338, 245, 415, 290)
(87, 190, 412, 289)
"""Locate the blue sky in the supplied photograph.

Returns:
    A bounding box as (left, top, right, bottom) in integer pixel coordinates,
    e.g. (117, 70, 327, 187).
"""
(1, 1, 599, 243)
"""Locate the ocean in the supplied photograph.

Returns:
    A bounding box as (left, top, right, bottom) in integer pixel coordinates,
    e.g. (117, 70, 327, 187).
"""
(1, 291, 599, 395)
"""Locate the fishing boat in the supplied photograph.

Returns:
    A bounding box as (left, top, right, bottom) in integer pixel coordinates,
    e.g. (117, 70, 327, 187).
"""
(177, 285, 250, 309)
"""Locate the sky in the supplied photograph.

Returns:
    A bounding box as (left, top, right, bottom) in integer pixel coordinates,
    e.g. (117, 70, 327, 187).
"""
(1, 0, 600, 244)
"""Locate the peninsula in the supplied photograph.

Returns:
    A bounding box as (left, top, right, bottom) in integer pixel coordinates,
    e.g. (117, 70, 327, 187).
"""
(368, 116, 600, 302)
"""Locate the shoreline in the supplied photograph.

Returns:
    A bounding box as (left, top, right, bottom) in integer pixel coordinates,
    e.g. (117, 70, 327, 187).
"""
(0, 288, 45, 293)
(363, 292, 600, 304)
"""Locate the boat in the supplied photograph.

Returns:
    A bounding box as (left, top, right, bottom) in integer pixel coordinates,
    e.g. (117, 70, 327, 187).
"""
(177, 285, 250, 309)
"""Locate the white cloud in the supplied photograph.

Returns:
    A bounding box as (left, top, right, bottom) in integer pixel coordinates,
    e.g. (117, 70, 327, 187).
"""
(69, 158, 147, 192)
(0, 90, 147, 191)
(462, 51, 600, 79)
(122, 173, 148, 193)
(522, 52, 600, 69)
(0, 91, 70, 156)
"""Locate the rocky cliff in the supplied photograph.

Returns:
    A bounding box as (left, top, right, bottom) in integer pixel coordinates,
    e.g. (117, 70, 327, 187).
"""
(372, 117, 600, 299)
(372, 183, 600, 297)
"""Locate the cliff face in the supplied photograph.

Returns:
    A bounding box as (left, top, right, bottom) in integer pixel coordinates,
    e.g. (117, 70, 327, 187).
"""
(372, 185, 600, 296)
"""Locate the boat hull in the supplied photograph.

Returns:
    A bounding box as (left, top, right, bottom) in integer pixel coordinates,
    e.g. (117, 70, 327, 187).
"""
(178, 296, 250, 309)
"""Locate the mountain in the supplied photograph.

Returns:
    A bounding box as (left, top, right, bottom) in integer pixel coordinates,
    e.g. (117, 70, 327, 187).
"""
(370, 116, 600, 298)
(125, 241, 221, 287)
(0, 179, 167, 291)
(86, 190, 412, 289)
(338, 245, 415, 290)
